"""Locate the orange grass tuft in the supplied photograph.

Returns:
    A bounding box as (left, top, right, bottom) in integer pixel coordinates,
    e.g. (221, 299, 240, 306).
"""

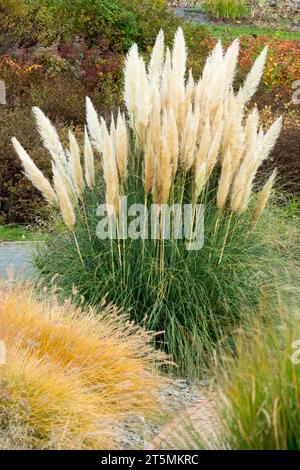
(0, 283, 167, 449)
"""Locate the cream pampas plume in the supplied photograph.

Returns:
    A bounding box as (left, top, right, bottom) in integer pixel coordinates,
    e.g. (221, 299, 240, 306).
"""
(231, 116, 282, 214)
(194, 118, 211, 169)
(12, 137, 58, 207)
(152, 111, 172, 205)
(148, 29, 164, 85)
(259, 117, 282, 164)
(137, 56, 151, 128)
(124, 43, 140, 117)
(253, 169, 277, 222)
(172, 27, 186, 82)
(238, 46, 268, 105)
(84, 126, 95, 190)
(166, 107, 179, 178)
(206, 123, 223, 177)
(33, 107, 66, 168)
(86, 97, 103, 153)
(230, 156, 253, 214)
(53, 164, 84, 265)
(160, 47, 172, 110)
(194, 162, 207, 201)
(144, 83, 161, 194)
(110, 113, 116, 149)
(159, 130, 172, 204)
(130, 56, 151, 149)
(180, 106, 200, 170)
(52, 164, 76, 231)
(101, 118, 119, 216)
(68, 131, 84, 198)
(217, 149, 233, 209)
(185, 69, 195, 115)
(116, 110, 128, 187)
(171, 28, 186, 130)
(223, 39, 239, 90)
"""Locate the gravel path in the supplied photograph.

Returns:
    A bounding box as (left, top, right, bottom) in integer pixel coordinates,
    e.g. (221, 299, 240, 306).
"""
(118, 379, 217, 450)
(0, 242, 38, 280)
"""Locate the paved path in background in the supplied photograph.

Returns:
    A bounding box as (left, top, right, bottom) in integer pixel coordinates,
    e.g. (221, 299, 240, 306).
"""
(0, 242, 39, 280)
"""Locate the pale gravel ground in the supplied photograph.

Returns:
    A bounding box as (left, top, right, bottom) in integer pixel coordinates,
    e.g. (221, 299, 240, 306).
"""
(118, 379, 216, 450)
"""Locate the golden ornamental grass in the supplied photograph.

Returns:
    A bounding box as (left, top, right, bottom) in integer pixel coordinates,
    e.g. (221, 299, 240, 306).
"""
(0, 283, 167, 450)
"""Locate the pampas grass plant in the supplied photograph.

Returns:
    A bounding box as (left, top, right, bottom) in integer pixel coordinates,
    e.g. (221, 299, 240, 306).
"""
(0, 282, 167, 449)
(12, 28, 300, 376)
(217, 305, 300, 450)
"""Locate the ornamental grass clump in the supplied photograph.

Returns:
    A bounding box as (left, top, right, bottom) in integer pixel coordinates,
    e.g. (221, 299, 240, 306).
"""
(0, 282, 166, 449)
(147, 302, 300, 450)
(12, 28, 299, 376)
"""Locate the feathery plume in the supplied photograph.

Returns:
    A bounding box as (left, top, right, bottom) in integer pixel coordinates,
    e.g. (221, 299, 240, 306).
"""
(136, 56, 151, 128)
(180, 106, 200, 170)
(232, 115, 282, 213)
(52, 164, 76, 230)
(185, 69, 195, 115)
(145, 83, 161, 193)
(223, 39, 239, 90)
(195, 118, 211, 169)
(206, 123, 223, 177)
(33, 107, 66, 168)
(244, 108, 259, 152)
(161, 47, 172, 110)
(84, 126, 95, 190)
(166, 107, 179, 178)
(110, 113, 117, 159)
(253, 169, 277, 222)
(116, 111, 128, 187)
(86, 97, 103, 153)
(124, 43, 140, 117)
(259, 117, 282, 164)
(31, 107, 75, 203)
(172, 27, 186, 81)
(68, 131, 84, 198)
(148, 29, 165, 85)
(12, 137, 58, 207)
(230, 147, 255, 214)
(238, 46, 268, 105)
(159, 123, 172, 204)
(217, 149, 233, 209)
(101, 118, 119, 215)
(194, 162, 207, 201)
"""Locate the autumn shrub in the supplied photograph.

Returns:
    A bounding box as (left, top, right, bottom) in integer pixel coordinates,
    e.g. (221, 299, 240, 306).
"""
(238, 36, 300, 92)
(0, 0, 183, 52)
(0, 41, 125, 223)
(0, 282, 166, 449)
